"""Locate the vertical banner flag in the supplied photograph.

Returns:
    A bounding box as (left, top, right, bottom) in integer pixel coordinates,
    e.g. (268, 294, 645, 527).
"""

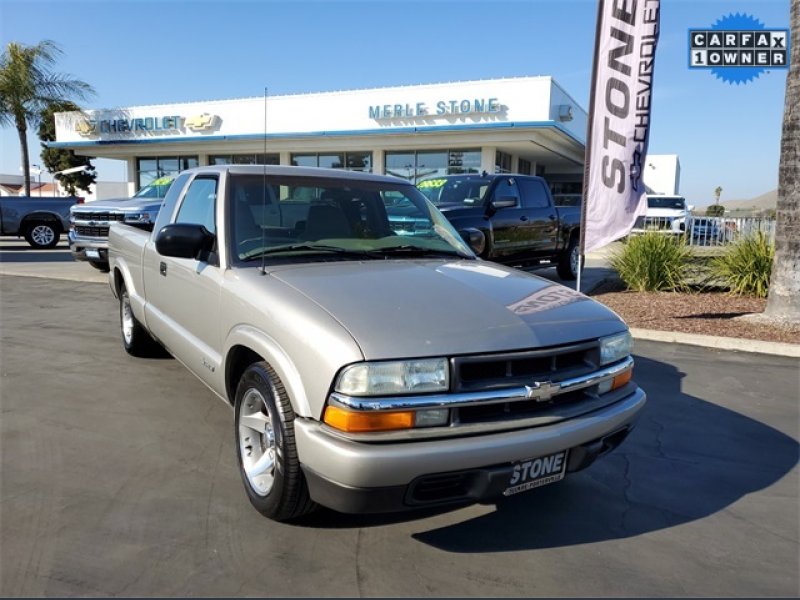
(581, 0, 661, 254)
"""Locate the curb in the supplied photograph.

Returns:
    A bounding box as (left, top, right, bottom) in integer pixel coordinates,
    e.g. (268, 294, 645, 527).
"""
(630, 327, 800, 358)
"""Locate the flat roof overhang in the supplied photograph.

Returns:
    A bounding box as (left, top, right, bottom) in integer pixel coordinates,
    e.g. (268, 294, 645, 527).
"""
(50, 120, 586, 171)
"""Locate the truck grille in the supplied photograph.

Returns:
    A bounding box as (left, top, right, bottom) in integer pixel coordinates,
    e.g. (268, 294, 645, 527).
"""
(451, 342, 599, 423)
(73, 212, 125, 222)
(452, 342, 596, 392)
(75, 225, 110, 237)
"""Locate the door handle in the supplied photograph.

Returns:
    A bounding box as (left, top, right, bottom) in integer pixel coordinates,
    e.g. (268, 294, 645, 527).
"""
(159, 261, 167, 276)
(520, 216, 529, 222)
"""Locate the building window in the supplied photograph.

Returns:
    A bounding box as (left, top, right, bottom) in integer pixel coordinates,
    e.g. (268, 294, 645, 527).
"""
(209, 153, 279, 165)
(518, 158, 532, 175)
(385, 149, 481, 183)
(290, 152, 372, 172)
(495, 151, 512, 174)
(137, 156, 198, 190)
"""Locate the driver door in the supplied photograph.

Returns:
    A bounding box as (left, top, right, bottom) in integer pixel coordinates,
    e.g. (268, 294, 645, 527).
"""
(143, 175, 224, 389)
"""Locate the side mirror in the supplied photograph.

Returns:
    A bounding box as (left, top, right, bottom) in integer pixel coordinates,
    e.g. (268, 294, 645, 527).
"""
(155, 223, 215, 260)
(687, 204, 695, 212)
(491, 196, 517, 210)
(459, 228, 486, 255)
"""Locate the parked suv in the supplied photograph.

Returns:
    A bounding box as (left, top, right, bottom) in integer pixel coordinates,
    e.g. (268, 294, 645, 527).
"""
(69, 176, 174, 270)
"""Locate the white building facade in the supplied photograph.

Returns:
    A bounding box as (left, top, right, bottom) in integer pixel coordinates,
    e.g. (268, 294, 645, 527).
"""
(52, 77, 588, 196)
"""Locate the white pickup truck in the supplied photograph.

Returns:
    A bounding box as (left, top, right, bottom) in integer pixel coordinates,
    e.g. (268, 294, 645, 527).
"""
(631, 194, 692, 235)
(109, 165, 645, 521)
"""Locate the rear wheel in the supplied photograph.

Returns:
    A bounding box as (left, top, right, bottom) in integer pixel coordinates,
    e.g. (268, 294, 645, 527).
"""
(24, 222, 60, 249)
(119, 284, 163, 357)
(235, 361, 316, 521)
(557, 236, 581, 280)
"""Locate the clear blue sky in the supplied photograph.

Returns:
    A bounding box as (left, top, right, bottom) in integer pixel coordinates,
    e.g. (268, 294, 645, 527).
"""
(0, 0, 790, 204)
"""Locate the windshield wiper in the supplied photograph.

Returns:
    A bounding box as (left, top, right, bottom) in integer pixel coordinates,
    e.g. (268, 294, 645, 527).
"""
(365, 245, 471, 259)
(242, 243, 379, 261)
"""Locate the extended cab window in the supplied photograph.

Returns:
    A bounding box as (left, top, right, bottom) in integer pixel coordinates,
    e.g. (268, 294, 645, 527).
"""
(176, 177, 217, 234)
(518, 179, 551, 209)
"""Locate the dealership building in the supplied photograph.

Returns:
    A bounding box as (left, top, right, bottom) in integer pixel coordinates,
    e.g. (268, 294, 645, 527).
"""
(52, 76, 591, 196)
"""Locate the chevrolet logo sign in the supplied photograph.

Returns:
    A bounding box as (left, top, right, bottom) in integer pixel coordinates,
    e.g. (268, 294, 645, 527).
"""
(524, 381, 559, 402)
(184, 113, 218, 131)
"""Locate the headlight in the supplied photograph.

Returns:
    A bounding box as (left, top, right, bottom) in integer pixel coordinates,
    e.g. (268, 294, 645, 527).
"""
(123, 212, 152, 224)
(599, 331, 633, 366)
(335, 358, 449, 396)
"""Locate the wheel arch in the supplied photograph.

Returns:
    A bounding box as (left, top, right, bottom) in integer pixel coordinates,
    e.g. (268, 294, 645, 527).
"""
(224, 327, 312, 419)
(20, 212, 64, 233)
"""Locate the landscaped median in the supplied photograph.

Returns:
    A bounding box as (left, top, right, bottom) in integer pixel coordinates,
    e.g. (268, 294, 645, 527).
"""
(588, 232, 799, 357)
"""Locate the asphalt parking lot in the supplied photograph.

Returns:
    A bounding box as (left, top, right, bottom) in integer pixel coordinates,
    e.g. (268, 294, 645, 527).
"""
(1, 248, 798, 597)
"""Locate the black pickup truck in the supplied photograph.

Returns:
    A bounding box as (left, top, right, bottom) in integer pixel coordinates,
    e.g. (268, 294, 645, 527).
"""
(416, 174, 582, 280)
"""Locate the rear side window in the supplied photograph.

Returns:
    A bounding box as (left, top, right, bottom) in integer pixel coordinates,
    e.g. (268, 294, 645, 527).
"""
(518, 179, 551, 209)
(176, 177, 217, 234)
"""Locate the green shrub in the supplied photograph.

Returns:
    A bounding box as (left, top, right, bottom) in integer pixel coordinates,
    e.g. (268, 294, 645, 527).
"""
(706, 204, 725, 217)
(610, 232, 691, 292)
(711, 232, 774, 298)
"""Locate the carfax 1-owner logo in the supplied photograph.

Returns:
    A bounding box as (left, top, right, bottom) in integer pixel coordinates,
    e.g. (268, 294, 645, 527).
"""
(689, 13, 790, 84)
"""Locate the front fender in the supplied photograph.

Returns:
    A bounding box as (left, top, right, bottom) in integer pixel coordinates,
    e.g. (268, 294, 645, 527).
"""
(224, 325, 314, 418)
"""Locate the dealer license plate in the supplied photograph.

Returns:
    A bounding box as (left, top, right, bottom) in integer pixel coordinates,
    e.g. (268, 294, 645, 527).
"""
(503, 450, 568, 496)
(86, 249, 100, 259)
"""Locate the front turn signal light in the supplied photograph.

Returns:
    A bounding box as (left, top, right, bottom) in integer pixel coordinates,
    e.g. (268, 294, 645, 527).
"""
(598, 368, 633, 395)
(323, 405, 415, 433)
(612, 369, 633, 390)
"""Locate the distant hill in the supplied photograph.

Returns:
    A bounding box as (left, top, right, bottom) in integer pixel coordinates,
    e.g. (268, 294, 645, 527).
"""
(696, 189, 777, 214)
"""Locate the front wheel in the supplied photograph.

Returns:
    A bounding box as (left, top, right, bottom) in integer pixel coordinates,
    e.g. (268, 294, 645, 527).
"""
(24, 222, 60, 249)
(557, 236, 581, 280)
(235, 362, 316, 521)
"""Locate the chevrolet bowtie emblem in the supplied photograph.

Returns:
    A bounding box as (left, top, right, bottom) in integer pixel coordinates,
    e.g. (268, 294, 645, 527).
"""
(525, 381, 558, 402)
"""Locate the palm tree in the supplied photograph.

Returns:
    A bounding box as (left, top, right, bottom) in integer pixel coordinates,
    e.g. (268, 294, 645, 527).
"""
(0, 40, 94, 196)
(714, 186, 722, 205)
(765, 0, 800, 322)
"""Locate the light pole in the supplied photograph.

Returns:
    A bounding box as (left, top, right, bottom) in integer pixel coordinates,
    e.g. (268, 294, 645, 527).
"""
(31, 164, 42, 196)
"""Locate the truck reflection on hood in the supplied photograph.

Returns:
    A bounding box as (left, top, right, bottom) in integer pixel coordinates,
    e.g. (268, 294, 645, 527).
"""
(506, 285, 588, 316)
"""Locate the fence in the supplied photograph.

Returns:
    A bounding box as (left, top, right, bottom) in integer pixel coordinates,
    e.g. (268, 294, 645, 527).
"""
(630, 216, 776, 247)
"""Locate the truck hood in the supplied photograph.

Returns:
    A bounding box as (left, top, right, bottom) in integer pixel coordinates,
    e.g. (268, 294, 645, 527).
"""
(266, 259, 626, 359)
(71, 197, 164, 212)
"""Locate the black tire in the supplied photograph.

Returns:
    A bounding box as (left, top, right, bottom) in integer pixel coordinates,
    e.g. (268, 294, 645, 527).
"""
(119, 284, 163, 357)
(235, 361, 316, 521)
(89, 260, 110, 272)
(557, 236, 581, 280)
(24, 221, 60, 249)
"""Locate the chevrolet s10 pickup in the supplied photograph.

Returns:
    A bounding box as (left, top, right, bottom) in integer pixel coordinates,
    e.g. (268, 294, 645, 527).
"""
(108, 165, 646, 521)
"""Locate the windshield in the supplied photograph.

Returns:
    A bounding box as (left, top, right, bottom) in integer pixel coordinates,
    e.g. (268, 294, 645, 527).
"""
(647, 196, 686, 210)
(134, 176, 174, 199)
(228, 174, 474, 264)
(416, 176, 491, 206)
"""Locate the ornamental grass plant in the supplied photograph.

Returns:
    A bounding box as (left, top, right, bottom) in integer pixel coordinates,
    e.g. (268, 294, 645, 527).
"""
(610, 232, 691, 292)
(710, 232, 774, 298)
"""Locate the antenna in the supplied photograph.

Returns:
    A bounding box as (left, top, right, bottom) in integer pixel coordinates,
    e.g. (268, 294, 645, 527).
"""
(261, 86, 268, 276)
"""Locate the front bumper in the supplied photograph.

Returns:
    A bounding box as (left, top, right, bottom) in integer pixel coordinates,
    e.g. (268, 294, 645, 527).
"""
(295, 386, 646, 513)
(68, 230, 108, 263)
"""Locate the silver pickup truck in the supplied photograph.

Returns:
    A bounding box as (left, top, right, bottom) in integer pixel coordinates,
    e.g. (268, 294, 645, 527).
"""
(69, 177, 173, 270)
(0, 195, 78, 248)
(108, 165, 646, 521)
